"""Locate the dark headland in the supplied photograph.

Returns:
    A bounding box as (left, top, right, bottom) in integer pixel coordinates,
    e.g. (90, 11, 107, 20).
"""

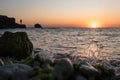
(0, 15, 43, 29)
(0, 15, 26, 29)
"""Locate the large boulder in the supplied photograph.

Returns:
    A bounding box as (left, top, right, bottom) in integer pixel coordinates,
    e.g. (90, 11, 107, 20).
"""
(80, 64, 100, 77)
(0, 31, 33, 60)
(0, 64, 32, 80)
(53, 58, 74, 80)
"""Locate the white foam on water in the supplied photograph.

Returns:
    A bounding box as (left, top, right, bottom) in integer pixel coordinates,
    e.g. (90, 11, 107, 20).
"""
(84, 40, 103, 59)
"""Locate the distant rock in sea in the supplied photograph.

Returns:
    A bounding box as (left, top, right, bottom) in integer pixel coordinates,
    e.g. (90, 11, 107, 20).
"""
(34, 23, 42, 28)
(0, 15, 26, 29)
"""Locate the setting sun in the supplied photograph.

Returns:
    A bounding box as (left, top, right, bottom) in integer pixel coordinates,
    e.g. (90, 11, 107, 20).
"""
(89, 22, 100, 28)
(92, 24, 98, 28)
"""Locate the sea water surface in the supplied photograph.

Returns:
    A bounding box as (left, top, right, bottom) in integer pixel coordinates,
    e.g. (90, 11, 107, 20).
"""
(0, 28, 120, 60)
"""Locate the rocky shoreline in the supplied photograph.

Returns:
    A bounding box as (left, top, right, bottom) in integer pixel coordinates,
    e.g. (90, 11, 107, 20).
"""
(0, 31, 120, 80)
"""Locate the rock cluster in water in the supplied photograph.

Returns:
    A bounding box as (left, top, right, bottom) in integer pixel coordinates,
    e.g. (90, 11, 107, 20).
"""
(0, 31, 119, 80)
(0, 15, 26, 29)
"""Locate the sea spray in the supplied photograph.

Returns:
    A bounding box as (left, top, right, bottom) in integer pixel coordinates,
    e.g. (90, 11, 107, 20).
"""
(84, 40, 103, 58)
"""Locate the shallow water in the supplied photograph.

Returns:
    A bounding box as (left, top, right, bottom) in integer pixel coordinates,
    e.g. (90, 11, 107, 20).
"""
(0, 28, 120, 60)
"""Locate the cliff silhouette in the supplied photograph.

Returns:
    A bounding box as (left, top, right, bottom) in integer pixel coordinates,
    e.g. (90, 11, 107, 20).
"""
(0, 15, 26, 29)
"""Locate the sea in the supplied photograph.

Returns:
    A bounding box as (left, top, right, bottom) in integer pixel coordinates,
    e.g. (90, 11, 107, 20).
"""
(0, 28, 120, 61)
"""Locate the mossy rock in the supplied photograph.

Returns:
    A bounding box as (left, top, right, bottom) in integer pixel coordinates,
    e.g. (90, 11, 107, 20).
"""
(42, 64, 53, 73)
(29, 66, 42, 78)
(31, 73, 55, 80)
(20, 56, 34, 65)
(21, 54, 47, 67)
(0, 31, 33, 60)
(29, 65, 55, 80)
(73, 62, 81, 75)
(38, 73, 55, 80)
(93, 64, 115, 80)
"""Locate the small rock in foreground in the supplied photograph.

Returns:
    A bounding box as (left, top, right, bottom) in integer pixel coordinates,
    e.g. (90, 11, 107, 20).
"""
(80, 63, 100, 77)
(53, 58, 74, 80)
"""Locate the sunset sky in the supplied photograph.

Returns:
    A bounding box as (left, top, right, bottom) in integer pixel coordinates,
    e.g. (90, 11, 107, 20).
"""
(0, 0, 120, 28)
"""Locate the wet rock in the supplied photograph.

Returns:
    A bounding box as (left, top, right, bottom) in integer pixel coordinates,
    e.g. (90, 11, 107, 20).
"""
(53, 58, 74, 80)
(0, 57, 18, 64)
(111, 75, 120, 80)
(0, 64, 32, 80)
(80, 64, 99, 77)
(110, 60, 120, 67)
(93, 64, 115, 80)
(37, 50, 55, 61)
(0, 58, 4, 66)
(55, 53, 69, 59)
(0, 31, 33, 60)
(34, 48, 42, 53)
(21, 54, 53, 68)
(76, 75, 87, 80)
